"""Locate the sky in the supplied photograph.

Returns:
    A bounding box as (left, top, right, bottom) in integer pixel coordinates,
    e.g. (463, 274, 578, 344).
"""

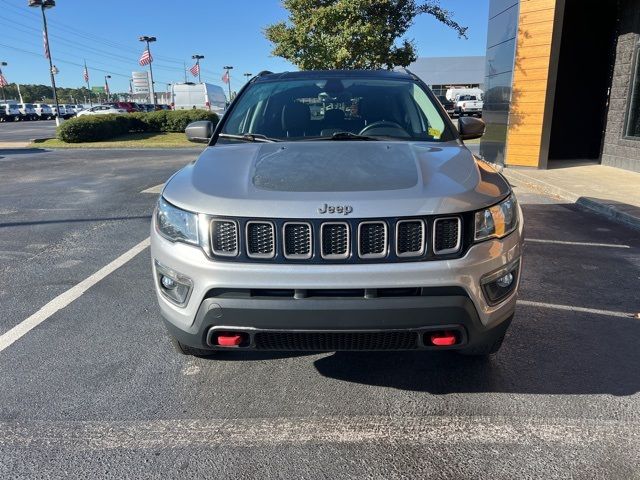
(0, 0, 489, 93)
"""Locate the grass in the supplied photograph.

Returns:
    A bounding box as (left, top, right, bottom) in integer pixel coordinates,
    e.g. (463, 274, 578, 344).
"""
(32, 132, 198, 149)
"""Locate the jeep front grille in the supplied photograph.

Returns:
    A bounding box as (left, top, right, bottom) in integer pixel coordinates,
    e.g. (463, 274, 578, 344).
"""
(433, 218, 461, 255)
(321, 222, 349, 259)
(396, 220, 425, 257)
(246, 221, 275, 258)
(358, 222, 387, 259)
(207, 215, 466, 263)
(283, 222, 312, 259)
(211, 220, 238, 256)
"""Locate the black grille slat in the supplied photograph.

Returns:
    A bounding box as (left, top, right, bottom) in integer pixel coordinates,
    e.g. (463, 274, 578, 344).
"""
(434, 218, 460, 254)
(247, 222, 275, 257)
(396, 220, 424, 256)
(284, 223, 312, 258)
(254, 331, 418, 351)
(321, 223, 349, 259)
(211, 221, 238, 255)
(359, 222, 387, 258)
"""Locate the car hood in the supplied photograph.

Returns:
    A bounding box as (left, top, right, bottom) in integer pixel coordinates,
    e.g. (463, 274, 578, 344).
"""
(163, 141, 510, 218)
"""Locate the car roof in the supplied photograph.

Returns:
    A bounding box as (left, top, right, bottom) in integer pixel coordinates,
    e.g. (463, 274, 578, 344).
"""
(254, 69, 416, 83)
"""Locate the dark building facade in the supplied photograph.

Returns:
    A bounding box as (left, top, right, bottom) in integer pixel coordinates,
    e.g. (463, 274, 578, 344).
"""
(481, 0, 640, 173)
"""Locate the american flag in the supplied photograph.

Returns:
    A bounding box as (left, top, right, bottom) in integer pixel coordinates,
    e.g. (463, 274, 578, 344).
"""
(83, 65, 89, 83)
(43, 30, 50, 59)
(189, 62, 200, 77)
(221, 70, 229, 84)
(0, 73, 8, 88)
(139, 48, 152, 66)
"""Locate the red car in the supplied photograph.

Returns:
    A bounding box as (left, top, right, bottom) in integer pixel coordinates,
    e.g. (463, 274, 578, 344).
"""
(106, 102, 140, 113)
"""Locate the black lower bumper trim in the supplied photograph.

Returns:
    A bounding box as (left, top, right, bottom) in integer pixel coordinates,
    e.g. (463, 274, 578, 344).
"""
(162, 292, 515, 352)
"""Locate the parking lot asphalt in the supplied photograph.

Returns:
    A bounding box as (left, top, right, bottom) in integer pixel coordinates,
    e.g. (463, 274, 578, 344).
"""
(0, 120, 57, 142)
(0, 147, 639, 479)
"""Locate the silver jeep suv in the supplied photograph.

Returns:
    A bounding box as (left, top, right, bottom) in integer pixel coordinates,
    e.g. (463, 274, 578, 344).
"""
(151, 70, 524, 356)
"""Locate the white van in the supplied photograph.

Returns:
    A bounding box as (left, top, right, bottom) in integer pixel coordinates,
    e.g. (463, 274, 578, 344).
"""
(171, 82, 227, 114)
(445, 87, 484, 102)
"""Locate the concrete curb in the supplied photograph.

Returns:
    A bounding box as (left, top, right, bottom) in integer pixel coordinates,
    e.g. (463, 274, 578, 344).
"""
(504, 168, 640, 231)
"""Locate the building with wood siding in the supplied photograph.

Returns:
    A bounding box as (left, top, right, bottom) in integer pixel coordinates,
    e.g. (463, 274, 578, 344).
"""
(480, 0, 640, 173)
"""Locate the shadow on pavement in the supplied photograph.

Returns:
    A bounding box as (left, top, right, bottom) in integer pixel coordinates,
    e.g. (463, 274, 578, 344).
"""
(0, 215, 151, 228)
(313, 311, 640, 395)
(0, 148, 49, 157)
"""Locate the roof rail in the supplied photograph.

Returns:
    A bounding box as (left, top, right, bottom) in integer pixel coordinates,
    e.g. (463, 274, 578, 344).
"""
(256, 70, 273, 77)
(401, 67, 419, 80)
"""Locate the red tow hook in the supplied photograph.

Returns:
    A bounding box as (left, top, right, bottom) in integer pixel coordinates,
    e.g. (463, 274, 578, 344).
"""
(430, 331, 458, 346)
(216, 333, 244, 347)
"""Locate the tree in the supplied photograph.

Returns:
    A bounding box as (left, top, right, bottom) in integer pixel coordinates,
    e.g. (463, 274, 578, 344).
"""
(264, 0, 467, 70)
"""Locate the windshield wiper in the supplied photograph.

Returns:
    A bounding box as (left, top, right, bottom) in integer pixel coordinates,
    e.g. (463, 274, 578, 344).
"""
(217, 133, 279, 143)
(310, 131, 379, 141)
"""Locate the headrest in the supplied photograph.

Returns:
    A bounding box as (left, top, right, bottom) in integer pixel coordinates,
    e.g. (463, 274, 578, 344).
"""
(323, 108, 345, 123)
(281, 102, 310, 135)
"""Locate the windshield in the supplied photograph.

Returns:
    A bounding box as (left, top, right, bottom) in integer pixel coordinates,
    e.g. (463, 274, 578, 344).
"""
(219, 76, 452, 142)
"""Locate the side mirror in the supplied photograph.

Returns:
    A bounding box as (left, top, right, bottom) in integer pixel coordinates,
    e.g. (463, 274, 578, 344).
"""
(458, 116, 485, 141)
(185, 120, 214, 143)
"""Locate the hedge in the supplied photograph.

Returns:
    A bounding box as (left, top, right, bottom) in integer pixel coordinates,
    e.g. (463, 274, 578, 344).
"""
(57, 109, 219, 143)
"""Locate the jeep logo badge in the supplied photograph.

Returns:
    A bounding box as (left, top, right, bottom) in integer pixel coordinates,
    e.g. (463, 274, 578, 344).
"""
(318, 203, 353, 215)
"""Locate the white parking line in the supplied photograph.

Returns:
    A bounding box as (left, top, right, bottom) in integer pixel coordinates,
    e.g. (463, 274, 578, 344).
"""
(0, 416, 637, 449)
(526, 238, 630, 249)
(517, 300, 634, 318)
(0, 238, 150, 353)
(141, 184, 164, 194)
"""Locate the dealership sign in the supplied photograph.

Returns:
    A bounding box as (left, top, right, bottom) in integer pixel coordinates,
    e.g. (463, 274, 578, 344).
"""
(132, 71, 151, 94)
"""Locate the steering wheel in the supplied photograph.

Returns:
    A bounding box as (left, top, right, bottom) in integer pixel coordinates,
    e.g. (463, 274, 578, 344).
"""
(359, 120, 409, 137)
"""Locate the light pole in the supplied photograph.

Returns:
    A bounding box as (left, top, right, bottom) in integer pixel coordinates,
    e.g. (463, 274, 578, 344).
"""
(104, 75, 111, 102)
(191, 55, 204, 83)
(223, 65, 233, 104)
(139, 35, 157, 106)
(0, 62, 7, 101)
(29, 0, 62, 126)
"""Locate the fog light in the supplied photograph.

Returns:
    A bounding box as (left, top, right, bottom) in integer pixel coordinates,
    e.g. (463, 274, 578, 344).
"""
(481, 260, 520, 306)
(161, 275, 176, 289)
(155, 260, 193, 307)
(496, 272, 513, 288)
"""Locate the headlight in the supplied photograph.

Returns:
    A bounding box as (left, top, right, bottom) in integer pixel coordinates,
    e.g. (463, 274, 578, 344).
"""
(156, 197, 199, 245)
(474, 194, 518, 242)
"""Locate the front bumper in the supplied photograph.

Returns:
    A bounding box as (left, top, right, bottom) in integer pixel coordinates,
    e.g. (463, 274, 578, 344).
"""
(151, 214, 523, 351)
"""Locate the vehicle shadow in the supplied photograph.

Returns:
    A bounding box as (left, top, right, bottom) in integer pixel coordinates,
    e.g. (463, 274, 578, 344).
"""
(0, 148, 49, 158)
(313, 308, 640, 395)
(315, 201, 640, 396)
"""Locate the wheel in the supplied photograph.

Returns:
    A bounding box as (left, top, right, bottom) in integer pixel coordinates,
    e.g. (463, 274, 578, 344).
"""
(458, 332, 505, 356)
(170, 337, 217, 357)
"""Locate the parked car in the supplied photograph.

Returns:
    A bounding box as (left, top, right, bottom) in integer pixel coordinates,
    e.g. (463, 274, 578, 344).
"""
(33, 103, 53, 120)
(171, 82, 226, 114)
(17, 103, 38, 121)
(152, 69, 523, 357)
(454, 95, 484, 117)
(0, 105, 6, 122)
(446, 87, 484, 102)
(76, 104, 127, 116)
(0, 103, 21, 121)
(63, 104, 78, 117)
(155, 104, 171, 111)
(75, 104, 86, 113)
(106, 102, 140, 113)
(48, 104, 67, 119)
(437, 95, 456, 116)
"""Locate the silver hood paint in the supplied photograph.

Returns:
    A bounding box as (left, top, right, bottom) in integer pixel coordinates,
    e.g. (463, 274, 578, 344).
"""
(162, 141, 510, 218)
